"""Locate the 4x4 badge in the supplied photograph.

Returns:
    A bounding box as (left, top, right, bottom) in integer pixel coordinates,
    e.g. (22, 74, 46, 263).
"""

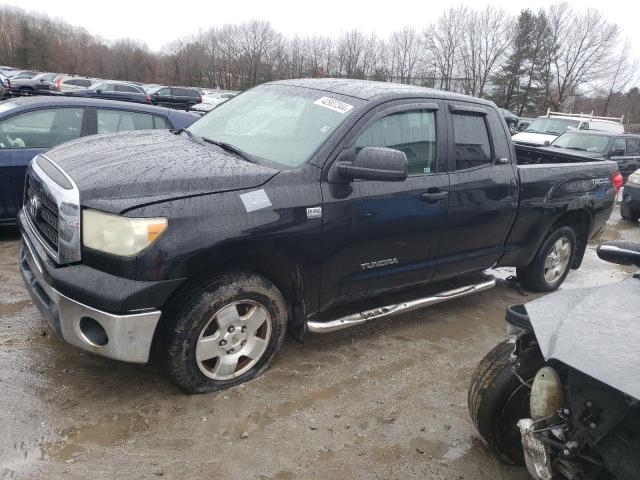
(306, 207, 322, 219)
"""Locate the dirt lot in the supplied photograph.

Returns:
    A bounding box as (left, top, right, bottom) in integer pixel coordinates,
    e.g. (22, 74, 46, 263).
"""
(1, 209, 638, 480)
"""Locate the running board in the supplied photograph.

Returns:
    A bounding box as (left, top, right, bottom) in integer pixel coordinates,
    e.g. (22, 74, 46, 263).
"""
(307, 275, 496, 334)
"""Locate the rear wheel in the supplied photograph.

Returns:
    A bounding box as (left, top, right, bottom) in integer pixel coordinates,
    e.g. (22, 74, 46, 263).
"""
(517, 226, 576, 292)
(161, 271, 287, 394)
(468, 340, 545, 464)
(620, 202, 640, 221)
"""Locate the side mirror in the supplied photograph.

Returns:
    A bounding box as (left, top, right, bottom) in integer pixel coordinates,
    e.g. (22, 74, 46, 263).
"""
(333, 147, 408, 182)
(96, 89, 102, 94)
(39, 78, 45, 83)
(597, 241, 640, 267)
(611, 148, 625, 157)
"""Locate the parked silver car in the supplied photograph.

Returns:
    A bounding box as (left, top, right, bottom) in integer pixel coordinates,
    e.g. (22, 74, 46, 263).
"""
(52, 75, 97, 93)
(191, 90, 238, 112)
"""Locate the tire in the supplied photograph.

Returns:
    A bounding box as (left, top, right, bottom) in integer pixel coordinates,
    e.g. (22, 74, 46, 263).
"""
(468, 340, 545, 465)
(517, 225, 576, 292)
(620, 202, 640, 221)
(160, 271, 287, 394)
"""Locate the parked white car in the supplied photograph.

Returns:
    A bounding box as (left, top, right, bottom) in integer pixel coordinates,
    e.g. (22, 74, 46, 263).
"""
(191, 90, 238, 112)
(512, 110, 624, 146)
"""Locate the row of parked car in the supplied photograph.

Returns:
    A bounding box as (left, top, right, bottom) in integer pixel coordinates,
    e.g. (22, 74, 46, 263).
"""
(0, 66, 238, 113)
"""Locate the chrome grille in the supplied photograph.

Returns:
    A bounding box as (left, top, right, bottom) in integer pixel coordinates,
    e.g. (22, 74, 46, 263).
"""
(25, 173, 60, 252)
(23, 155, 81, 265)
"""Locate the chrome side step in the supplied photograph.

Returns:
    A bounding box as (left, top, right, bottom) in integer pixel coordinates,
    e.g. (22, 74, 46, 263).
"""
(307, 275, 496, 334)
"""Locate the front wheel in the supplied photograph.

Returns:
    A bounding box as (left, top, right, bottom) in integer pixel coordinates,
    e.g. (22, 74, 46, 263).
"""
(468, 340, 545, 464)
(517, 226, 576, 292)
(161, 272, 287, 394)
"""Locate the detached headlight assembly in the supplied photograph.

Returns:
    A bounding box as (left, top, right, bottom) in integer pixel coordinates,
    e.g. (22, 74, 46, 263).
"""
(628, 172, 640, 185)
(82, 209, 167, 256)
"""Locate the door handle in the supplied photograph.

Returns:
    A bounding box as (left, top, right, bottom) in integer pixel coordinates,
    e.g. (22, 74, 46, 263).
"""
(421, 191, 448, 203)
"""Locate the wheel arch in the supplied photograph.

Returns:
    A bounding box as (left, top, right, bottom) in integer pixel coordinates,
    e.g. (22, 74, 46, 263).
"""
(155, 251, 308, 348)
(552, 209, 592, 269)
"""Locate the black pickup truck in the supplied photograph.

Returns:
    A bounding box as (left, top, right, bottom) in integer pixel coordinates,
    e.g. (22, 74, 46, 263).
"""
(18, 79, 620, 393)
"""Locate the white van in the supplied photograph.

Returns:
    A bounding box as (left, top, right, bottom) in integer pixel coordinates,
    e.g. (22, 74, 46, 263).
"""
(512, 110, 624, 146)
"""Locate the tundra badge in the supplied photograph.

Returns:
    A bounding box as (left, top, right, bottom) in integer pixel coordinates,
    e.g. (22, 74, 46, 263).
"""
(361, 258, 399, 270)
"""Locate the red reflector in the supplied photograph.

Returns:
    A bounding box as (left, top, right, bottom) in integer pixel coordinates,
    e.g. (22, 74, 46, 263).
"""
(611, 172, 624, 190)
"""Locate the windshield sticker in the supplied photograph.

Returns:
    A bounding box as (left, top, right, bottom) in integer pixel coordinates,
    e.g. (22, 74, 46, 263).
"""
(240, 189, 272, 213)
(314, 97, 354, 114)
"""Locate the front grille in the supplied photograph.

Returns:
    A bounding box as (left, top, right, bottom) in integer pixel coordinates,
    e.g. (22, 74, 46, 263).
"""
(25, 173, 59, 253)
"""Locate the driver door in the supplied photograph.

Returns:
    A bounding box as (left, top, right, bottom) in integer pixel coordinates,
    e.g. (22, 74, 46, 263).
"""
(320, 101, 450, 305)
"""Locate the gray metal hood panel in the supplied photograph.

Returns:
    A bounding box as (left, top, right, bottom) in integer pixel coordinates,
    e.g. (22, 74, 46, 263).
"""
(526, 276, 640, 400)
(44, 130, 278, 213)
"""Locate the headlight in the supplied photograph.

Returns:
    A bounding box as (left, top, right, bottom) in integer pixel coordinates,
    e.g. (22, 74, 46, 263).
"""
(628, 172, 640, 185)
(82, 209, 167, 256)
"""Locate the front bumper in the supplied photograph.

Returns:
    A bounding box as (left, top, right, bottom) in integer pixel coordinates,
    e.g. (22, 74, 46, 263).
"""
(20, 233, 161, 363)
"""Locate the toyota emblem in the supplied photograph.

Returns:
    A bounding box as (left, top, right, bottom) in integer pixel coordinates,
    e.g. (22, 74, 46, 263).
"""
(29, 195, 40, 218)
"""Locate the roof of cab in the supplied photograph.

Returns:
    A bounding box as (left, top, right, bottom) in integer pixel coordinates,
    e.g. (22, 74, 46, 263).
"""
(271, 78, 497, 107)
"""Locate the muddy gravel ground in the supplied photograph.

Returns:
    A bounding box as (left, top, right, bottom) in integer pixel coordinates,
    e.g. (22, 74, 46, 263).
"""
(1, 209, 639, 480)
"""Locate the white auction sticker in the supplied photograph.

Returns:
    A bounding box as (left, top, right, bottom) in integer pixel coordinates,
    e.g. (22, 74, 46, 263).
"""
(240, 189, 272, 213)
(313, 97, 354, 114)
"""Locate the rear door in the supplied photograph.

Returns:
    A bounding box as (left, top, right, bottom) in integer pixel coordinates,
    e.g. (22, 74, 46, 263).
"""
(432, 102, 517, 280)
(321, 100, 450, 304)
(0, 107, 86, 222)
(153, 87, 172, 107)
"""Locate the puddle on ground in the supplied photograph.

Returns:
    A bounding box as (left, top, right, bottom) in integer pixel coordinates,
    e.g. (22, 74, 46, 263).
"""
(42, 413, 149, 463)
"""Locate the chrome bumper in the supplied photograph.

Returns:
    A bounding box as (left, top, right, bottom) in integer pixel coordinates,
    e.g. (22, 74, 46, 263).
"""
(20, 234, 161, 364)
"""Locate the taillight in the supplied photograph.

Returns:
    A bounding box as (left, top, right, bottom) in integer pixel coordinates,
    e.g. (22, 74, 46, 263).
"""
(611, 172, 624, 191)
(145, 95, 151, 101)
(55, 79, 61, 91)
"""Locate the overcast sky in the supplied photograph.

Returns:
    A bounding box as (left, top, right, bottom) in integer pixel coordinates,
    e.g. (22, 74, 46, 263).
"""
(4, 0, 640, 56)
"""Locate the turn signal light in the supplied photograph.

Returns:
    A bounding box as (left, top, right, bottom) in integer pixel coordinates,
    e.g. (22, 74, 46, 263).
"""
(611, 172, 624, 191)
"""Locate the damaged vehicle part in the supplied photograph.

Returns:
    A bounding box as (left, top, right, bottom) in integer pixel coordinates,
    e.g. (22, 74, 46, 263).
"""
(469, 239, 640, 479)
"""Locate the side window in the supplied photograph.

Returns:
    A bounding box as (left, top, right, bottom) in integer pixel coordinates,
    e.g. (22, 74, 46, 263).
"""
(116, 84, 139, 93)
(99, 84, 116, 92)
(627, 138, 640, 156)
(153, 116, 168, 129)
(452, 113, 492, 170)
(613, 138, 627, 155)
(157, 88, 171, 96)
(485, 108, 511, 162)
(96, 109, 155, 134)
(579, 122, 589, 130)
(354, 110, 436, 175)
(0, 108, 83, 149)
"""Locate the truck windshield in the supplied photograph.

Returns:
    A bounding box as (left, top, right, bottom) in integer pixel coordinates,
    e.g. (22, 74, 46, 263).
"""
(551, 132, 610, 153)
(187, 84, 361, 168)
(525, 117, 580, 135)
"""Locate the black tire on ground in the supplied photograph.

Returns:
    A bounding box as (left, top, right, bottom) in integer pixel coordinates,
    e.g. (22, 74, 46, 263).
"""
(516, 225, 577, 292)
(160, 271, 288, 394)
(468, 340, 545, 465)
(620, 202, 640, 221)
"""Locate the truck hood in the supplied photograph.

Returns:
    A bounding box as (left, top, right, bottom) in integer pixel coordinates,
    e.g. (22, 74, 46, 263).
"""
(512, 131, 558, 146)
(44, 130, 279, 212)
(525, 276, 640, 400)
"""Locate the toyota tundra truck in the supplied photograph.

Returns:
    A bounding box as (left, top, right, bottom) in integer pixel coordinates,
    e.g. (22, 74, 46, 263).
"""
(18, 79, 621, 393)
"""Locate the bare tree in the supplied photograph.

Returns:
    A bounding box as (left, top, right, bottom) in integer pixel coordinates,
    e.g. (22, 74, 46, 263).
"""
(602, 39, 638, 115)
(459, 6, 511, 97)
(389, 27, 422, 84)
(425, 6, 467, 91)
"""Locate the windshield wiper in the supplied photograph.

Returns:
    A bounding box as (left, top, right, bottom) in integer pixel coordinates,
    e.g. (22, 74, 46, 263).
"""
(202, 137, 257, 163)
(564, 146, 587, 151)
